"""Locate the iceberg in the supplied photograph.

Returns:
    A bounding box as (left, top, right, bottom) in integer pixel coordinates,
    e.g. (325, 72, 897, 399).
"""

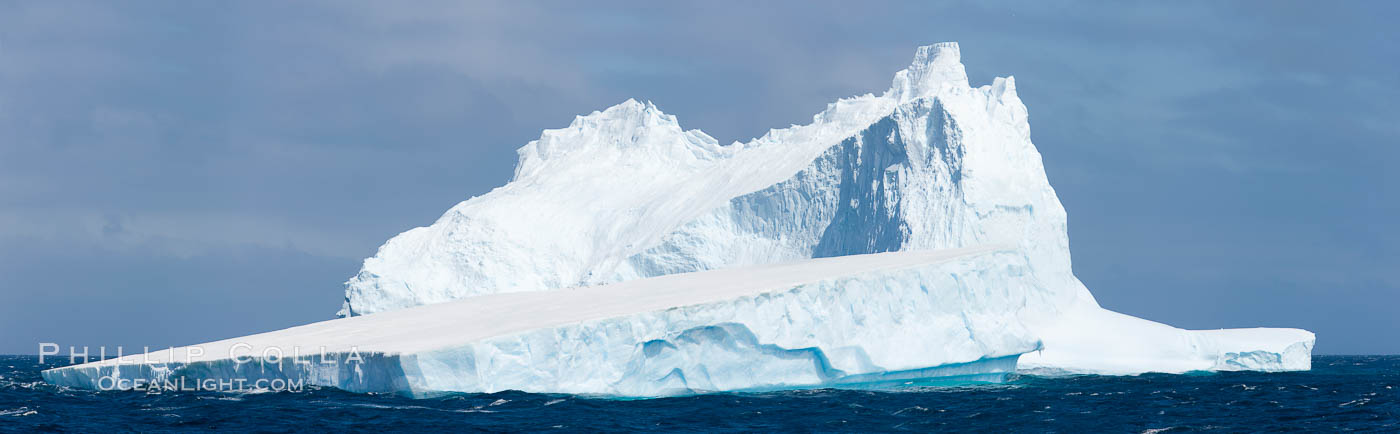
(44, 43, 1313, 396)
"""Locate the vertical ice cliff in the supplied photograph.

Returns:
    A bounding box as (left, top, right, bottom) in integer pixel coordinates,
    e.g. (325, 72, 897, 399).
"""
(340, 43, 1313, 374)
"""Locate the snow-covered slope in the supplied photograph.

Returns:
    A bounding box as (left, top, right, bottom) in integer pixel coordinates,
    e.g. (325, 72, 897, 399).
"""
(46, 248, 1045, 396)
(337, 42, 1313, 376)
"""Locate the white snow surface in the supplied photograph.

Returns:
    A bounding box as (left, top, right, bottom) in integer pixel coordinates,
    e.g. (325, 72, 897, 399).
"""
(45, 247, 1041, 396)
(337, 42, 1313, 377)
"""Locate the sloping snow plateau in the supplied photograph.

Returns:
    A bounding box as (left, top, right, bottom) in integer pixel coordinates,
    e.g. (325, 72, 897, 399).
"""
(44, 43, 1312, 396)
(46, 248, 1040, 396)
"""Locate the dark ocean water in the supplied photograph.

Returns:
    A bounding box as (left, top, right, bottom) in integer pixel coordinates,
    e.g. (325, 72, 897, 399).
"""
(1, 355, 1395, 432)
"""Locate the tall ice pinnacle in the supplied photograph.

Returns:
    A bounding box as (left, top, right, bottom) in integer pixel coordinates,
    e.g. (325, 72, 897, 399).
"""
(889, 42, 969, 102)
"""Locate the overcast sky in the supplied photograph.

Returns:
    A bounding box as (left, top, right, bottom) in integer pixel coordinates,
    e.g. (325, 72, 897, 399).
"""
(2, 1, 1395, 355)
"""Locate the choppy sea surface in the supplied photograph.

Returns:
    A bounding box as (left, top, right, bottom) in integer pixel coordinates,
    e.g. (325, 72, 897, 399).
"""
(1, 355, 1395, 432)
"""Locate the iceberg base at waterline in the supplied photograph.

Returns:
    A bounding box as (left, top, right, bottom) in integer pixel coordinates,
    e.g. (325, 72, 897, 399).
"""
(42, 247, 1313, 397)
(1019, 303, 1314, 376)
(46, 248, 1044, 397)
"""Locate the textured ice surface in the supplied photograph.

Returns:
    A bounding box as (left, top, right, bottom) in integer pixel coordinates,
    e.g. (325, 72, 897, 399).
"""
(45, 248, 1039, 396)
(335, 42, 1313, 376)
